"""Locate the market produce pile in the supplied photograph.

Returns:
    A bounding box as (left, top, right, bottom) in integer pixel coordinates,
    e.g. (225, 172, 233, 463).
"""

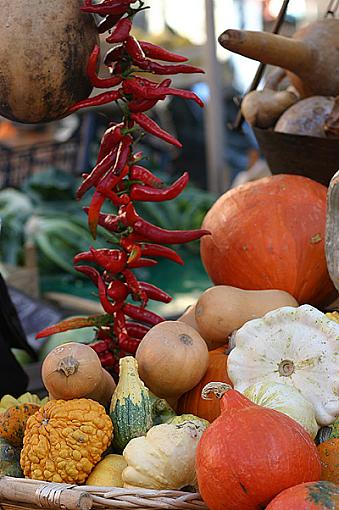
(218, 17, 339, 136)
(0, 1, 338, 509)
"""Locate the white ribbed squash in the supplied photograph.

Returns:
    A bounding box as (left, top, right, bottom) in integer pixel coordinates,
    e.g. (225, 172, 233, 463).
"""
(228, 305, 339, 426)
(122, 421, 206, 490)
(243, 381, 319, 438)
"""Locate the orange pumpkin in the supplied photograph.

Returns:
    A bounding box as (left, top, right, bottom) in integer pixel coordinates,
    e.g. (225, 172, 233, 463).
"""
(266, 481, 339, 509)
(196, 384, 321, 510)
(0, 403, 40, 447)
(317, 438, 338, 484)
(177, 346, 232, 422)
(200, 174, 337, 307)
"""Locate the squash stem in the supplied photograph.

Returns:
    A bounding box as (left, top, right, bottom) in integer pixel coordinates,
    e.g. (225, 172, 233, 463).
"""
(57, 356, 80, 377)
(201, 382, 232, 400)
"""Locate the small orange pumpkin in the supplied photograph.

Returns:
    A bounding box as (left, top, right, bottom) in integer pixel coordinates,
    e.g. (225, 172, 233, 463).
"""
(266, 481, 339, 509)
(0, 403, 40, 447)
(177, 346, 232, 422)
(317, 438, 339, 484)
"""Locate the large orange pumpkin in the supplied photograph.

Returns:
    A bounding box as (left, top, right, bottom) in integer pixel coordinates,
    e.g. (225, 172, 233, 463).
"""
(266, 481, 339, 509)
(200, 175, 336, 307)
(177, 346, 232, 422)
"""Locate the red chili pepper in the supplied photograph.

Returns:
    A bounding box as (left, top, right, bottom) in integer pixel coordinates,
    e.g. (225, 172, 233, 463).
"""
(107, 280, 129, 302)
(98, 351, 116, 368)
(120, 238, 143, 263)
(81, 3, 130, 16)
(74, 265, 100, 285)
(90, 247, 128, 274)
(127, 257, 158, 268)
(104, 45, 126, 68)
(133, 57, 204, 76)
(122, 269, 148, 306)
(113, 310, 129, 343)
(96, 123, 124, 164)
(130, 112, 182, 148)
(140, 243, 184, 265)
(123, 303, 164, 325)
(119, 336, 140, 354)
(129, 165, 164, 188)
(124, 36, 146, 63)
(130, 172, 189, 201)
(138, 41, 188, 63)
(133, 219, 210, 244)
(87, 45, 123, 89)
(36, 316, 99, 339)
(68, 89, 123, 114)
(91, 340, 109, 355)
(125, 322, 150, 338)
(139, 282, 172, 303)
(128, 98, 159, 113)
(88, 139, 131, 238)
(106, 18, 132, 43)
(98, 274, 124, 314)
(93, 211, 122, 234)
(77, 145, 119, 200)
(98, 14, 125, 33)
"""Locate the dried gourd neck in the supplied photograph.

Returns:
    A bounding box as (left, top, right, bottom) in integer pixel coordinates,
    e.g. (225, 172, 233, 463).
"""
(202, 382, 232, 400)
(57, 355, 80, 377)
(202, 382, 254, 412)
(278, 359, 295, 377)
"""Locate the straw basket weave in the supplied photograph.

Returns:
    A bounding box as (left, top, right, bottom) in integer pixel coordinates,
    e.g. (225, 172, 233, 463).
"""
(0, 477, 208, 510)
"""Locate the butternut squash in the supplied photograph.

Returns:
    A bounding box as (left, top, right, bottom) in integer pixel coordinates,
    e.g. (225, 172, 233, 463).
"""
(195, 286, 298, 346)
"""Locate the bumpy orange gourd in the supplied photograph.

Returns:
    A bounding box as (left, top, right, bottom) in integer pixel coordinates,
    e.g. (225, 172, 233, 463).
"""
(317, 438, 339, 484)
(200, 175, 336, 307)
(20, 399, 113, 484)
(177, 347, 232, 422)
(196, 384, 321, 510)
(266, 481, 339, 509)
(0, 404, 40, 447)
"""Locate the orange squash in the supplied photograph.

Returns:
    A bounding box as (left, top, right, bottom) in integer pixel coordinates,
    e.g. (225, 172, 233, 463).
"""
(317, 438, 339, 484)
(177, 346, 232, 422)
(200, 174, 337, 307)
(0, 403, 40, 447)
(266, 481, 339, 509)
(196, 384, 321, 510)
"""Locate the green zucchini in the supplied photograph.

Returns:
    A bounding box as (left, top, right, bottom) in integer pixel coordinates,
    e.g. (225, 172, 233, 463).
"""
(110, 356, 153, 452)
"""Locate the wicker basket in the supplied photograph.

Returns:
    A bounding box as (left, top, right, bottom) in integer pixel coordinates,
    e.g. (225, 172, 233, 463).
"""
(0, 477, 208, 510)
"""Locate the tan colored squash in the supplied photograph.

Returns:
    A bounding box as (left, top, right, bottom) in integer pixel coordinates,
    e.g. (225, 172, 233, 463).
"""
(195, 286, 298, 346)
(178, 305, 221, 350)
(42, 342, 115, 406)
(136, 321, 209, 405)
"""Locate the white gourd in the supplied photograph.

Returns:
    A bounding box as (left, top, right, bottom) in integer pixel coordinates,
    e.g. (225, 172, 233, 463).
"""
(228, 305, 339, 426)
(243, 381, 319, 438)
(122, 421, 206, 490)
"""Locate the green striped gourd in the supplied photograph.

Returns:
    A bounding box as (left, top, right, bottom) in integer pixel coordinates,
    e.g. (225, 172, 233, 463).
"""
(110, 356, 153, 451)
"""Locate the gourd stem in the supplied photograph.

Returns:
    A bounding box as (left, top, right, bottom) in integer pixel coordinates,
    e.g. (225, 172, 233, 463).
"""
(57, 356, 80, 377)
(202, 382, 232, 400)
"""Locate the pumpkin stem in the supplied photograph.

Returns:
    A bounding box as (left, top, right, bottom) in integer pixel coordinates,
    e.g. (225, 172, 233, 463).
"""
(202, 382, 232, 400)
(57, 356, 80, 377)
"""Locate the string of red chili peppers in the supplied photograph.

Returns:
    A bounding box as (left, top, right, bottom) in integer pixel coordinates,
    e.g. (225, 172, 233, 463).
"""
(36, 0, 210, 375)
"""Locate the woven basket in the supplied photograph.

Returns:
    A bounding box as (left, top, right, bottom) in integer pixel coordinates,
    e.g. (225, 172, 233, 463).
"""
(0, 477, 208, 510)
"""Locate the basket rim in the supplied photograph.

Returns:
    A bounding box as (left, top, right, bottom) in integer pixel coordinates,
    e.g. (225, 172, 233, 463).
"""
(0, 476, 208, 510)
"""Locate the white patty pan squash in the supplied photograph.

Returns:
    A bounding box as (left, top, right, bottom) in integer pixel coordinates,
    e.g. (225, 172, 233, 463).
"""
(228, 305, 339, 426)
(122, 421, 206, 490)
(243, 381, 319, 438)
